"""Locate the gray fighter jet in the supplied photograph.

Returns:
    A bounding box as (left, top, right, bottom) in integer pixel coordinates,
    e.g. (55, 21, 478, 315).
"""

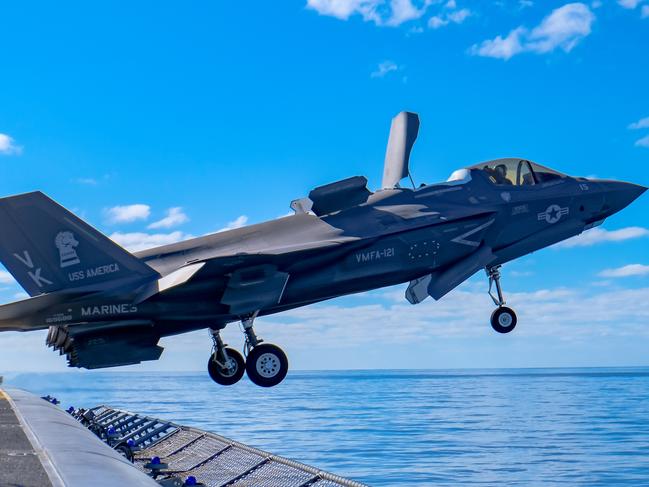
(0, 112, 645, 387)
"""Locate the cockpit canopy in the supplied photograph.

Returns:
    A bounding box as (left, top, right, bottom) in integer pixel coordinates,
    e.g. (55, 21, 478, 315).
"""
(469, 158, 566, 186)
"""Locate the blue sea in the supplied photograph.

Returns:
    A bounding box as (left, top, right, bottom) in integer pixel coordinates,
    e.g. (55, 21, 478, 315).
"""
(4, 368, 649, 486)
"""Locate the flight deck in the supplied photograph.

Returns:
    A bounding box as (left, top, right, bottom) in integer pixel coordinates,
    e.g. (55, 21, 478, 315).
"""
(0, 385, 366, 487)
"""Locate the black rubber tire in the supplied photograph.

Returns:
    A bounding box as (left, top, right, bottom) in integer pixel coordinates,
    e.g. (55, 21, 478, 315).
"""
(208, 347, 245, 385)
(491, 306, 517, 334)
(245, 343, 289, 388)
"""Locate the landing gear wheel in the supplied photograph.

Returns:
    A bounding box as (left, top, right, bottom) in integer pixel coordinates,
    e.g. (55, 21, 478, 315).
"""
(208, 347, 245, 385)
(491, 306, 517, 334)
(245, 343, 289, 388)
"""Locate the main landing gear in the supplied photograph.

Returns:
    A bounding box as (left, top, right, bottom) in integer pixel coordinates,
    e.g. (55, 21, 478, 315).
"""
(486, 265, 517, 334)
(207, 313, 289, 388)
(208, 329, 245, 386)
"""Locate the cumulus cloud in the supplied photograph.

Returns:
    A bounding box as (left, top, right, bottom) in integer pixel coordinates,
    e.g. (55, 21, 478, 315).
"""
(216, 215, 249, 233)
(148, 207, 189, 229)
(628, 116, 649, 130)
(371, 60, 399, 78)
(250, 284, 649, 350)
(105, 204, 151, 224)
(635, 134, 649, 148)
(110, 231, 192, 252)
(74, 177, 98, 185)
(428, 7, 471, 28)
(599, 264, 649, 278)
(555, 226, 649, 248)
(618, 0, 642, 8)
(470, 3, 595, 60)
(0, 134, 22, 155)
(306, 0, 428, 27)
(0, 270, 16, 285)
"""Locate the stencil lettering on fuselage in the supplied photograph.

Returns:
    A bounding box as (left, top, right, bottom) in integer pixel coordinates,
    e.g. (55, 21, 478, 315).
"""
(81, 303, 137, 317)
(355, 248, 396, 263)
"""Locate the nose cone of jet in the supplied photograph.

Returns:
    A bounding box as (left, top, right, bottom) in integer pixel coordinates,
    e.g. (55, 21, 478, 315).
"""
(601, 181, 647, 216)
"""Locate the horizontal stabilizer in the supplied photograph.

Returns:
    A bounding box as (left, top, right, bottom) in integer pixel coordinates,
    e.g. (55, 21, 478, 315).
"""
(0, 191, 159, 296)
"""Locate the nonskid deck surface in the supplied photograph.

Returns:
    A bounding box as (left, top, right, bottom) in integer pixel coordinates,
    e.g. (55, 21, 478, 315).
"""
(79, 405, 368, 487)
(0, 389, 52, 487)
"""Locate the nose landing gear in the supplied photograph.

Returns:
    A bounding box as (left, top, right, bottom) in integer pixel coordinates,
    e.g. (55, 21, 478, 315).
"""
(486, 265, 517, 334)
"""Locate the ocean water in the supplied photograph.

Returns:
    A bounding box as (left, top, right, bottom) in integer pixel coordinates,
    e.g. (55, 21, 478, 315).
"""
(4, 368, 649, 486)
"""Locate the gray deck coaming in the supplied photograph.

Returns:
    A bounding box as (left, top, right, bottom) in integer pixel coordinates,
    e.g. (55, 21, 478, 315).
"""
(3, 389, 157, 487)
(0, 389, 53, 487)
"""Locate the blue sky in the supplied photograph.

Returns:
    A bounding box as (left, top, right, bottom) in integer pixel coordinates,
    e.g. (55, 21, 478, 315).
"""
(0, 0, 648, 372)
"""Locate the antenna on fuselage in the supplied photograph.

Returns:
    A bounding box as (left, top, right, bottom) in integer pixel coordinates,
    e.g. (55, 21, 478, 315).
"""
(381, 111, 420, 190)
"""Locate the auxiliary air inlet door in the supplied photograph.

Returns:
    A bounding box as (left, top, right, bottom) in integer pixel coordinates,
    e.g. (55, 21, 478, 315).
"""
(221, 265, 290, 316)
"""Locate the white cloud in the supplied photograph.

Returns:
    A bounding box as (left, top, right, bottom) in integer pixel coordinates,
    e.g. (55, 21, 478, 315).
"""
(428, 16, 449, 28)
(0, 270, 16, 285)
(470, 3, 595, 60)
(147, 207, 189, 229)
(470, 27, 526, 59)
(371, 60, 399, 78)
(251, 284, 649, 349)
(635, 134, 649, 148)
(105, 204, 151, 224)
(387, 0, 426, 26)
(0, 134, 22, 155)
(74, 177, 98, 185)
(599, 264, 649, 278)
(306, 0, 428, 27)
(618, 0, 641, 8)
(428, 6, 471, 28)
(447, 8, 471, 22)
(110, 231, 191, 252)
(428, 6, 472, 29)
(628, 116, 649, 129)
(555, 226, 649, 248)
(642, 5, 649, 17)
(216, 215, 249, 233)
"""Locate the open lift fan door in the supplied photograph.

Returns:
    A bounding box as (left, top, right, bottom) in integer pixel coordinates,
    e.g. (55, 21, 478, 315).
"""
(221, 264, 290, 316)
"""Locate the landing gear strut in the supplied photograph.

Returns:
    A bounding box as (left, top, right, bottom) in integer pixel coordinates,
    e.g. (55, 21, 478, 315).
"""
(486, 265, 517, 334)
(242, 313, 289, 388)
(207, 328, 245, 386)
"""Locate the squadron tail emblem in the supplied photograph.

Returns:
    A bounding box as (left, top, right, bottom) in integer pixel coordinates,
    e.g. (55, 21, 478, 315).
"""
(55, 231, 81, 268)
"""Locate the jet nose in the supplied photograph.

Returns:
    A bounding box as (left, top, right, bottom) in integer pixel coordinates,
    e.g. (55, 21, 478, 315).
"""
(601, 181, 647, 215)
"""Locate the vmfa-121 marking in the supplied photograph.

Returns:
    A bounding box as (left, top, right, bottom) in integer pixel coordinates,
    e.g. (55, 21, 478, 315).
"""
(0, 111, 645, 387)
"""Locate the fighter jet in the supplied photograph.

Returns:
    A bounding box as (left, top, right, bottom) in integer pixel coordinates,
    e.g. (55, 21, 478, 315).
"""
(0, 112, 645, 387)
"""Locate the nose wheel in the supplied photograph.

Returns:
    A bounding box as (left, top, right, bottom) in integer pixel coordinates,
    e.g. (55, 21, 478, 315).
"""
(486, 265, 517, 334)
